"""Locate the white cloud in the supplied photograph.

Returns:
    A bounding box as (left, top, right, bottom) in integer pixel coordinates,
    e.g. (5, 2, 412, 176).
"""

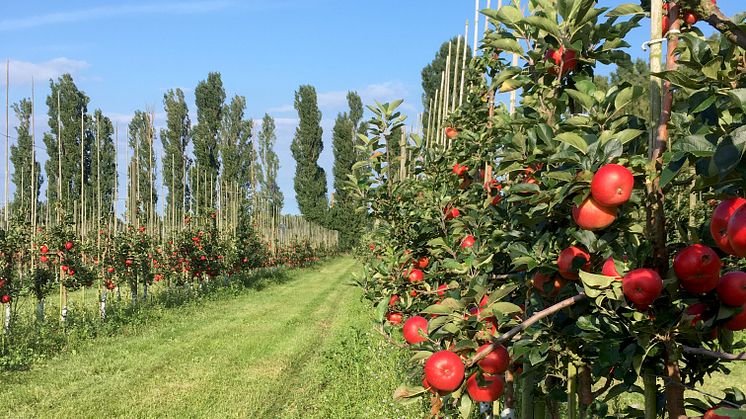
(0, 1, 237, 32)
(5, 57, 89, 86)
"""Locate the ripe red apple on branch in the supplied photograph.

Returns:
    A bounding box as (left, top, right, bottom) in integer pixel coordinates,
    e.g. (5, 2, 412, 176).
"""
(557, 246, 591, 280)
(726, 205, 746, 257)
(424, 350, 465, 393)
(590, 164, 634, 207)
(717, 271, 746, 307)
(544, 46, 577, 75)
(402, 316, 429, 344)
(572, 197, 617, 230)
(476, 343, 510, 374)
(622, 269, 663, 310)
(710, 197, 746, 255)
(445, 127, 458, 139)
(673, 244, 721, 294)
(602, 257, 622, 280)
(466, 373, 505, 402)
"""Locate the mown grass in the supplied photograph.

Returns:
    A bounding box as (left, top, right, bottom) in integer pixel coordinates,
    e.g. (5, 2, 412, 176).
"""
(0, 257, 425, 418)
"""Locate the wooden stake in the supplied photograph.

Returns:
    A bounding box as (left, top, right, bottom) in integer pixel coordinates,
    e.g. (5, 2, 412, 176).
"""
(5, 59, 9, 226)
(459, 20, 469, 106)
(473, 0, 480, 53)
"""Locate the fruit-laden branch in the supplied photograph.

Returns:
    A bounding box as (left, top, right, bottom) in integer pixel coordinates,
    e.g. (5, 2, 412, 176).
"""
(466, 293, 587, 366)
(689, 0, 746, 50)
(682, 345, 746, 361)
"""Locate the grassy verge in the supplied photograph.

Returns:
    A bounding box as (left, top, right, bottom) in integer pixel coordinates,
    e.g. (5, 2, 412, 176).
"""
(0, 257, 424, 418)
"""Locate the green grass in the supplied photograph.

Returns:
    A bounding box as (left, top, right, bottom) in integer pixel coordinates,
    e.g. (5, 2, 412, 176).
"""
(0, 257, 424, 419)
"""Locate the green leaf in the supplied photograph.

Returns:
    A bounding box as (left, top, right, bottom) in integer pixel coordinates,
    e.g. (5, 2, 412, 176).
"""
(488, 38, 524, 55)
(675, 135, 715, 157)
(488, 302, 523, 316)
(702, 57, 722, 80)
(523, 16, 562, 41)
(495, 6, 523, 25)
(579, 271, 616, 288)
(712, 126, 746, 177)
(499, 78, 524, 93)
(422, 303, 455, 315)
(566, 89, 594, 110)
(660, 153, 688, 189)
(555, 132, 589, 154)
(606, 3, 644, 17)
(614, 86, 642, 111)
(613, 128, 644, 145)
(459, 394, 473, 418)
(727, 88, 746, 110)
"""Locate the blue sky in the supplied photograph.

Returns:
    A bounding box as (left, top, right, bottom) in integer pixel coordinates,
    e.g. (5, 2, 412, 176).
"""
(0, 0, 741, 215)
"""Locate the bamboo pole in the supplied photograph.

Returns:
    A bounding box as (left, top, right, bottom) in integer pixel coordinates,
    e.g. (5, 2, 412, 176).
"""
(473, 0, 480, 52)
(509, 0, 522, 115)
(451, 36, 461, 115)
(114, 124, 119, 235)
(459, 20, 469, 107)
(80, 107, 85, 242)
(5, 59, 8, 226)
(31, 77, 37, 271)
(57, 91, 62, 223)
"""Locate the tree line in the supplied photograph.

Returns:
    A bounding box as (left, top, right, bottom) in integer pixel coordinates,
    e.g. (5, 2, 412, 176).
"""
(8, 72, 364, 248)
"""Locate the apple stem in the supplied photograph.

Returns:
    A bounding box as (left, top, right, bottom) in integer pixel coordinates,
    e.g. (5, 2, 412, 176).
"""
(466, 293, 587, 367)
(681, 345, 746, 361)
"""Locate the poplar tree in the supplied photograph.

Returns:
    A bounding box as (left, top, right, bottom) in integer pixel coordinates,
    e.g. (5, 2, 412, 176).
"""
(126, 111, 157, 224)
(220, 95, 254, 206)
(10, 98, 42, 215)
(291, 85, 327, 225)
(43, 74, 92, 216)
(90, 109, 116, 219)
(161, 88, 191, 216)
(192, 72, 225, 214)
(257, 113, 283, 214)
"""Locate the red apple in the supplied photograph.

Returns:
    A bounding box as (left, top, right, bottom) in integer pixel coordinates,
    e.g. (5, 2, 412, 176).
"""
(461, 235, 476, 250)
(61, 265, 69, 272)
(557, 246, 591, 280)
(724, 303, 746, 331)
(622, 268, 663, 308)
(590, 164, 634, 207)
(710, 198, 746, 255)
(545, 46, 577, 75)
(452, 163, 469, 176)
(409, 290, 417, 297)
(673, 244, 721, 294)
(1, 294, 10, 304)
(388, 294, 400, 307)
(40, 255, 49, 263)
(125, 259, 133, 267)
(445, 127, 458, 139)
(717, 271, 746, 307)
(572, 197, 617, 230)
(64, 241, 74, 251)
(424, 351, 465, 392)
(408, 268, 424, 283)
(402, 316, 429, 344)
(417, 257, 429, 269)
(726, 205, 746, 257)
(386, 312, 403, 325)
(477, 344, 510, 374)
(437, 284, 448, 297)
(532, 272, 565, 297)
(684, 10, 697, 25)
(602, 257, 622, 279)
(466, 373, 505, 402)
(0, 279, 5, 288)
(40, 245, 49, 254)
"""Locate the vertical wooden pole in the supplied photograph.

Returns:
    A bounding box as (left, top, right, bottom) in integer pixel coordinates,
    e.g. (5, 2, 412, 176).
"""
(5, 59, 9, 226)
(57, 91, 62, 223)
(473, 0, 480, 52)
(451, 36, 461, 114)
(459, 20, 469, 107)
(509, 0, 521, 115)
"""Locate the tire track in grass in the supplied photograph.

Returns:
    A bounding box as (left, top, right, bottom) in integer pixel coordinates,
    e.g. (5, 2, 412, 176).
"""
(0, 258, 356, 418)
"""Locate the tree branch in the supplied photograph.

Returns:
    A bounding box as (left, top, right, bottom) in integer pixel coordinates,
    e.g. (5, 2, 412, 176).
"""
(689, 0, 746, 50)
(466, 293, 587, 366)
(682, 345, 746, 361)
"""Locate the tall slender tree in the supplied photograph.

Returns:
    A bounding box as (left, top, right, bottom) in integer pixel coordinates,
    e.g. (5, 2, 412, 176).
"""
(192, 72, 225, 214)
(257, 113, 283, 214)
(89, 109, 116, 219)
(126, 111, 157, 225)
(43, 74, 92, 217)
(291, 85, 328, 225)
(220, 95, 254, 207)
(161, 88, 191, 217)
(10, 98, 42, 216)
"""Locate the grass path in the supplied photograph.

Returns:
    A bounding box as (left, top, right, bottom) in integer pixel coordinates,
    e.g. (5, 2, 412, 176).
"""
(0, 257, 423, 418)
